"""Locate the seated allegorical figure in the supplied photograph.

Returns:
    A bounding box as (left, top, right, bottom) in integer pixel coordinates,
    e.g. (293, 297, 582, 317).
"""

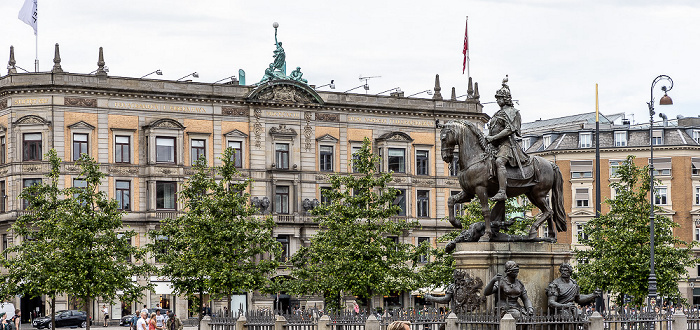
(546, 263, 600, 315)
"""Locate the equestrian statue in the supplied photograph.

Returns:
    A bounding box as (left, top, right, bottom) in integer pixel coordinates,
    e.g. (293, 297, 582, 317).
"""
(441, 76, 566, 245)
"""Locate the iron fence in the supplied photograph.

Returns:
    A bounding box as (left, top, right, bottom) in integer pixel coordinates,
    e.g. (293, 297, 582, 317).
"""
(284, 310, 317, 330)
(457, 310, 500, 330)
(687, 309, 700, 330)
(246, 310, 277, 330)
(209, 316, 239, 330)
(328, 311, 368, 330)
(602, 308, 672, 330)
(381, 309, 447, 330)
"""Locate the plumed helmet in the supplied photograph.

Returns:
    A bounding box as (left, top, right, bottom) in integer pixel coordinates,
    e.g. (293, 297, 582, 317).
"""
(495, 75, 512, 99)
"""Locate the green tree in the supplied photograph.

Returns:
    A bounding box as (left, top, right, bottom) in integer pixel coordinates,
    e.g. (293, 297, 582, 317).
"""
(416, 197, 534, 289)
(285, 137, 421, 311)
(575, 155, 696, 306)
(149, 148, 279, 328)
(1, 150, 68, 329)
(2, 151, 149, 330)
(60, 154, 151, 330)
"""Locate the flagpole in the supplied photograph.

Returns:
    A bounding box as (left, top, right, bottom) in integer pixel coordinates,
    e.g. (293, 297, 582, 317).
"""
(466, 16, 470, 78)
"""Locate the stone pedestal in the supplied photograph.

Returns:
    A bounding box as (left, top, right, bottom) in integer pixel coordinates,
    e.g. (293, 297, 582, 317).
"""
(453, 242, 572, 312)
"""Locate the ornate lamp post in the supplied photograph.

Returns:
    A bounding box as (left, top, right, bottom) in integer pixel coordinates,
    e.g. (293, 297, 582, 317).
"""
(647, 75, 673, 308)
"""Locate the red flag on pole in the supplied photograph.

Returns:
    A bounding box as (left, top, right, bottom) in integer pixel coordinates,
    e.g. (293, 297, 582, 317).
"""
(462, 18, 469, 74)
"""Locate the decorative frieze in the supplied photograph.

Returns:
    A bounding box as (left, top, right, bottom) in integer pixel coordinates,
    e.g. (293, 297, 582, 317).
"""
(65, 97, 97, 108)
(315, 113, 339, 122)
(109, 166, 138, 176)
(222, 107, 248, 116)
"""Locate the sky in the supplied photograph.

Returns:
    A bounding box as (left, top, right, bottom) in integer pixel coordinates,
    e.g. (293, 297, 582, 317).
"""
(0, 0, 698, 124)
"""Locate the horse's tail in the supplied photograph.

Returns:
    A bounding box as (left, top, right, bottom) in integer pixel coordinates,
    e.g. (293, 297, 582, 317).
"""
(551, 162, 567, 232)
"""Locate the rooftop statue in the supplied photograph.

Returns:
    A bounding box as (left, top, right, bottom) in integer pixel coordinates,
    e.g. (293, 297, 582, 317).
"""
(440, 76, 566, 243)
(259, 22, 310, 86)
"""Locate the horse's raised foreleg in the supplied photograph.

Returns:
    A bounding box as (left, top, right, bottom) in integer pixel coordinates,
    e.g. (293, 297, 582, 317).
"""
(447, 190, 471, 229)
(475, 187, 492, 242)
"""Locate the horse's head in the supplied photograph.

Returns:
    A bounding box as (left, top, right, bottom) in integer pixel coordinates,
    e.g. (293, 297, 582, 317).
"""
(440, 121, 459, 163)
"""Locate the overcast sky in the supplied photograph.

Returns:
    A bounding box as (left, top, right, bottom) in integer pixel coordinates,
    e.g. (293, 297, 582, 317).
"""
(1, 0, 698, 124)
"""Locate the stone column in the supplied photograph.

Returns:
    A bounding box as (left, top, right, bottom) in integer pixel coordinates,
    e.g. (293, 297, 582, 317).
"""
(589, 311, 604, 330)
(499, 314, 516, 330)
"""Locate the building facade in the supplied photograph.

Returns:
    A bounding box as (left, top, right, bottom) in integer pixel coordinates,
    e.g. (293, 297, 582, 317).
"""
(0, 67, 487, 319)
(522, 112, 700, 304)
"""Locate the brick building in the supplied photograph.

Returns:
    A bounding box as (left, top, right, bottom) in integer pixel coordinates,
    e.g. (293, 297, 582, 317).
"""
(0, 48, 487, 319)
(522, 112, 700, 303)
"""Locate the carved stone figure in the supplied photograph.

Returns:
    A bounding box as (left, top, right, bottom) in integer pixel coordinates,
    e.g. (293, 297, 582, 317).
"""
(251, 197, 271, 214)
(440, 79, 567, 242)
(485, 76, 530, 202)
(425, 270, 486, 314)
(483, 261, 533, 318)
(546, 263, 600, 315)
(289, 67, 307, 83)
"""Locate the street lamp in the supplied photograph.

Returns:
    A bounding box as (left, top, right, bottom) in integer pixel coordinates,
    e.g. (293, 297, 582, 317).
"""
(140, 70, 163, 79)
(176, 72, 199, 81)
(647, 74, 673, 309)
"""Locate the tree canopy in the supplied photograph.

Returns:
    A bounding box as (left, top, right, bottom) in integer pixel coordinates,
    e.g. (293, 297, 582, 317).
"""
(3, 151, 150, 330)
(575, 155, 696, 306)
(285, 137, 421, 311)
(149, 148, 279, 323)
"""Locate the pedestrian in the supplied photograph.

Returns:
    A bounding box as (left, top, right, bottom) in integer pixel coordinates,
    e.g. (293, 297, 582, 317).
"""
(165, 311, 182, 330)
(141, 306, 149, 316)
(102, 305, 109, 327)
(0, 313, 7, 330)
(149, 313, 156, 330)
(155, 310, 164, 330)
(353, 303, 359, 315)
(137, 311, 148, 330)
(9, 310, 20, 330)
(388, 321, 410, 330)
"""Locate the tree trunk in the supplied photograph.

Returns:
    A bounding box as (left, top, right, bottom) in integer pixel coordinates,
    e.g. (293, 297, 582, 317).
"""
(197, 287, 203, 330)
(227, 295, 232, 317)
(50, 296, 56, 330)
(85, 297, 91, 330)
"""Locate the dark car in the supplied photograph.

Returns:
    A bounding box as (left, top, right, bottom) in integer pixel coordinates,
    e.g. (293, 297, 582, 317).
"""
(119, 314, 136, 327)
(33, 310, 91, 329)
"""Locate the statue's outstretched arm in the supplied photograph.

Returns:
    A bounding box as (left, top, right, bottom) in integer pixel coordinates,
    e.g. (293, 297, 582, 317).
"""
(576, 291, 600, 305)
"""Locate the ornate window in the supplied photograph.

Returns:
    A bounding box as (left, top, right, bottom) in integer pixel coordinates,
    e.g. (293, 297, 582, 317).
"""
(23, 133, 42, 161)
(115, 135, 131, 164)
(190, 139, 206, 165)
(417, 190, 429, 217)
(388, 148, 406, 173)
(225, 129, 248, 168)
(275, 143, 289, 169)
(394, 189, 406, 216)
(73, 133, 89, 161)
(319, 146, 333, 172)
(275, 185, 289, 214)
(156, 181, 177, 210)
(116, 180, 131, 211)
(415, 150, 429, 176)
(144, 119, 185, 165)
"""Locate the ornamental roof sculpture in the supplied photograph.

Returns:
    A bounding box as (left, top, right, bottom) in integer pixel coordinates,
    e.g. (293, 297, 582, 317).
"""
(259, 22, 308, 85)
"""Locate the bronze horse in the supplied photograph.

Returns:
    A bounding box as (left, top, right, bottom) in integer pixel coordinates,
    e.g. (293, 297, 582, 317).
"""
(440, 120, 566, 242)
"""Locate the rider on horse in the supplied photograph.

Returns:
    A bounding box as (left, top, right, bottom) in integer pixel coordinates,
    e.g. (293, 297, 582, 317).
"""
(484, 76, 530, 202)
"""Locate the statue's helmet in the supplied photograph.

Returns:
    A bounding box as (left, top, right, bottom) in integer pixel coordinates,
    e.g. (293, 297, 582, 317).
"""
(504, 260, 519, 274)
(496, 75, 511, 100)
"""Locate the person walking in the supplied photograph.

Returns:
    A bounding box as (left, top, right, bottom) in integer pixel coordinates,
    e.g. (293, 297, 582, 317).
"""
(149, 313, 156, 330)
(155, 310, 164, 330)
(165, 311, 182, 330)
(136, 311, 148, 330)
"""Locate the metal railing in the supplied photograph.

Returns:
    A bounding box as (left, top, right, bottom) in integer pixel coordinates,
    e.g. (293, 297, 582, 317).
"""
(246, 310, 277, 330)
(457, 310, 500, 330)
(328, 311, 368, 330)
(602, 309, 672, 330)
(285, 310, 317, 330)
(381, 309, 447, 330)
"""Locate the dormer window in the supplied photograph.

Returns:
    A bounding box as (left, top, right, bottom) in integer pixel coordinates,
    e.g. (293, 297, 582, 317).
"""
(579, 132, 592, 148)
(614, 131, 627, 147)
(543, 135, 552, 149)
(652, 130, 663, 145)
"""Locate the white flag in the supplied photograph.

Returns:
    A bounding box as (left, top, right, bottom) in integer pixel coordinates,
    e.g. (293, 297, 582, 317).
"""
(18, 0, 38, 36)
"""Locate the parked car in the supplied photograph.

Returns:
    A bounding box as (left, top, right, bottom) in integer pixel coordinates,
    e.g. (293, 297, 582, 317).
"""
(32, 310, 90, 329)
(120, 314, 136, 327)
